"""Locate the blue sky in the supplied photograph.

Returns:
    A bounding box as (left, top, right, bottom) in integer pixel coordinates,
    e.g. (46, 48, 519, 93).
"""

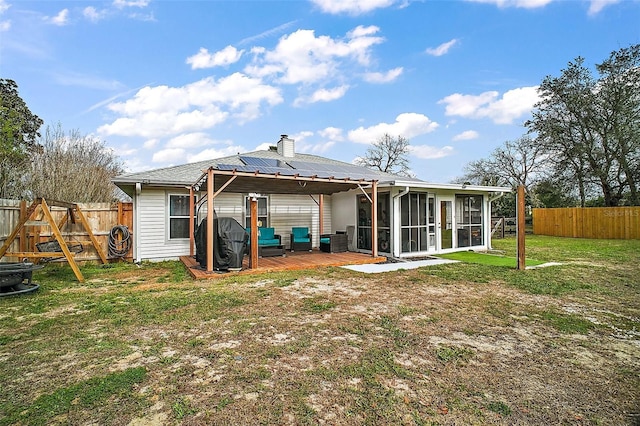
(1, 0, 638, 183)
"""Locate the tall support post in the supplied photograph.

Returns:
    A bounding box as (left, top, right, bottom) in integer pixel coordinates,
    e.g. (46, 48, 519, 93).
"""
(318, 194, 324, 236)
(189, 186, 195, 257)
(371, 181, 378, 258)
(517, 185, 526, 270)
(206, 169, 215, 273)
(249, 198, 258, 269)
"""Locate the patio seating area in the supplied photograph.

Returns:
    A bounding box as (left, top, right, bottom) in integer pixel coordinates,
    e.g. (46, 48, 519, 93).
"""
(181, 249, 386, 279)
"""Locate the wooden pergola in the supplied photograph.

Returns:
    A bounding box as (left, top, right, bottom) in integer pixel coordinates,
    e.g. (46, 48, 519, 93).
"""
(189, 167, 380, 274)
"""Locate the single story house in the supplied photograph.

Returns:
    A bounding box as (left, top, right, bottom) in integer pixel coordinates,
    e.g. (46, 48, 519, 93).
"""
(113, 135, 510, 265)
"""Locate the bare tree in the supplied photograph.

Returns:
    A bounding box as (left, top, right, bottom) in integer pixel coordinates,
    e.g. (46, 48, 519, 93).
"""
(355, 134, 412, 176)
(460, 137, 546, 189)
(26, 124, 124, 202)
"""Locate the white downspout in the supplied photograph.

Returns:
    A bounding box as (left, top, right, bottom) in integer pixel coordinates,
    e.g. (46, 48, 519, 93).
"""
(134, 182, 142, 263)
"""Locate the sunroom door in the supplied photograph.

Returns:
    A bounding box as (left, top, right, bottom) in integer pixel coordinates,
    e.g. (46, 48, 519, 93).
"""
(439, 198, 454, 250)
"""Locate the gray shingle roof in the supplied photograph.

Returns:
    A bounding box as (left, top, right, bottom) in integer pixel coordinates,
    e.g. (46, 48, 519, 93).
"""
(113, 148, 421, 187)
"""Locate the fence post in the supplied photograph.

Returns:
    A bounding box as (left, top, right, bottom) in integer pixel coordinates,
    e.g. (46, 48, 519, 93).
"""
(19, 200, 26, 253)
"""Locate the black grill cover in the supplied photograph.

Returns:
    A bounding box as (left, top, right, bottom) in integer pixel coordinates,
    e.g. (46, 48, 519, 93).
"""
(195, 216, 248, 270)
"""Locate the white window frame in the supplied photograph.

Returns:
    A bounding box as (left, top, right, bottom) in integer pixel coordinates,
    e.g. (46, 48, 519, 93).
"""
(244, 195, 269, 228)
(167, 193, 196, 241)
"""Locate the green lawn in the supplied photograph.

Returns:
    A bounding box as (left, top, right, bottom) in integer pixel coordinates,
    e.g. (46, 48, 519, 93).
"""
(436, 250, 547, 267)
(0, 235, 638, 425)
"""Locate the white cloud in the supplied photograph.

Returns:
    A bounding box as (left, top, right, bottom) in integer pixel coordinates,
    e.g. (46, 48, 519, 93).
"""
(310, 0, 401, 15)
(166, 132, 218, 149)
(245, 26, 384, 85)
(293, 131, 337, 154)
(408, 145, 455, 159)
(0, 0, 9, 14)
(452, 130, 479, 141)
(186, 46, 244, 69)
(253, 142, 273, 151)
(0, 20, 9, 31)
(290, 130, 314, 143)
(47, 9, 69, 26)
(295, 85, 349, 106)
(465, 0, 553, 8)
(187, 145, 246, 163)
(302, 140, 336, 154)
(83, 6, 108, 22)
(363, 67, 403, 83)
(438, 86, 539, 124)
(113, 0, 150, 8)
(98, 74, 283, 138)
(152, 148, 186, 163)
(319, 127, 344, 141)
(348, 112, 439, 144)
(426, 39, 459, 57)
(116, 145, 137, 156)
(588, 0, 619, 15)
(143, 139, 159, 149)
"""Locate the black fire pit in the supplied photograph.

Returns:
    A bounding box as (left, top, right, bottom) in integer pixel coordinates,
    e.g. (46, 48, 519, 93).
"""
(0, 262, 43, 297)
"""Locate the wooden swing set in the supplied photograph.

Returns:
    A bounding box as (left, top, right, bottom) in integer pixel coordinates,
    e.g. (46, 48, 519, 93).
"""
(0, 198, 107, 282)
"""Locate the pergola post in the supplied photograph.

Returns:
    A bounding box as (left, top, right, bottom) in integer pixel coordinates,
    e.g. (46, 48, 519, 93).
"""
(318, 194, 324, 236)
(206, 169, 215, 273)
(249, 198, 258, 269)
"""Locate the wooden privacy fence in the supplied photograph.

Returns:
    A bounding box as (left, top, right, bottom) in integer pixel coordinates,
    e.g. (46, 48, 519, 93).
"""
(0, 199, 133, 262)
(533, 207, 640, 240)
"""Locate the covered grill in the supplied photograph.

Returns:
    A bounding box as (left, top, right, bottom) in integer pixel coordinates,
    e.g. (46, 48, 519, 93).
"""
(194, 215, 248, 271)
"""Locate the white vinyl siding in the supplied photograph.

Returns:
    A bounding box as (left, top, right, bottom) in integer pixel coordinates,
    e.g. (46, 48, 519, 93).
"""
(137, 189, 191, 261)
(268, 194, 329, 248)
(194, 192, 244, 228)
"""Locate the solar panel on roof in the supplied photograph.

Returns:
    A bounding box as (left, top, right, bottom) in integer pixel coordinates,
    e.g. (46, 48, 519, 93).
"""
(288, 160, 377, 180)
(240, 156, 292, 169)
(217, 159, 379, 181)
(218, 163, 303, 176)
(217, 164, 258, 173)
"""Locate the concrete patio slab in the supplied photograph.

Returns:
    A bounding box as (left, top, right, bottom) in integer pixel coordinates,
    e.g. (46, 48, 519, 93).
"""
(342, 258, 459, 273)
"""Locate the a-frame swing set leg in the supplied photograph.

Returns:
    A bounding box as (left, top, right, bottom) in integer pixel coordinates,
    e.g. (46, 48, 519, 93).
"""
(0, 198, 108, 283)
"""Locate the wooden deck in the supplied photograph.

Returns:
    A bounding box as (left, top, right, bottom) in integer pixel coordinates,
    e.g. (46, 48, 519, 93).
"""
(180, 249, 387, 279)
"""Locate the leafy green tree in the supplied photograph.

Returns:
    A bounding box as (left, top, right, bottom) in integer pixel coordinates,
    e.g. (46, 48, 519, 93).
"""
(527, 44, 640, 206)
(533, 179, 578, 208)
(0, 79, 44, 198)
(355, 133, 412, 176)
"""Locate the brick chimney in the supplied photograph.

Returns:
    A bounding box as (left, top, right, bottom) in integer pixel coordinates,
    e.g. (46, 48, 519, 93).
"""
(277, 134, 295, 158)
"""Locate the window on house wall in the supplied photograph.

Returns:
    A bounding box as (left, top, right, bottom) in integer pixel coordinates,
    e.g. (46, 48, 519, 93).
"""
(456, 195, 484, 247)
(377, 193, 391, 252)
(357, 195, 372, 251)
(245, 196, 268, 228)
(168, 194, 195, 239)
